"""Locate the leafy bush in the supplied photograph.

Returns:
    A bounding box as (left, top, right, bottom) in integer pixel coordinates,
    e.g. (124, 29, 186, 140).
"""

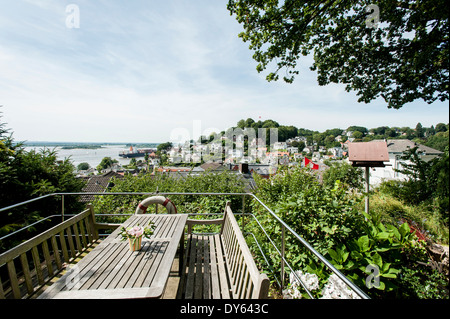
(249, 166, 365, 290)
(397, 264, 449, 299)
(322, 161, 364, 190)
(92, 170, 249, 230)
(1, 117, 85, 251)
(248, 165, 447, 299)
(390, 146, 449, 224)
(326, 212, 429, 297)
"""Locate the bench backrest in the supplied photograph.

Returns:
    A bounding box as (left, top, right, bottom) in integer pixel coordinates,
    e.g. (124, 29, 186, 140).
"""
(220, 204, 270, 299)
(0, 205, 98, 299)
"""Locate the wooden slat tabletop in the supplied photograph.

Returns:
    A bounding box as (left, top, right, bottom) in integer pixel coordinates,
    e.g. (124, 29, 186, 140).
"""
(38, 214, 188, 299)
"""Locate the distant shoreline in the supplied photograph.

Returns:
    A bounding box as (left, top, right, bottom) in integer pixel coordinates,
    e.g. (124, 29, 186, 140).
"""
(20, 141, 160, 148)
(61, 145, 104, 150)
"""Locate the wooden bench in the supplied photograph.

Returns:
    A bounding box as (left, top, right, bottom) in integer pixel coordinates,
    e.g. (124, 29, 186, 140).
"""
(0, 204, 118, 299)
(177, 202, 269, 299)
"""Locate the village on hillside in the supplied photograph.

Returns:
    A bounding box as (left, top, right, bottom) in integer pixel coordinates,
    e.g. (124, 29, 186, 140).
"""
(78, 122, 446, 195)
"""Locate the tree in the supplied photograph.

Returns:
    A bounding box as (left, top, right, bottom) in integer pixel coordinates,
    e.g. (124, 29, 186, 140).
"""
(415, 122, 424, 138)
(77, 162, 90, 171)
(156, 142, 173, 153)
(1, 112, 85, 250)
(425, 130, 449, 151)
(394, 146, 448, 220)
(435, 123, 448, 133)
(322, 161, 364, 190)
(96, 157, 118, 172)
(227, 0, 449, 109)
(347, 126, 368, 136)
(352, 131, 364, 140)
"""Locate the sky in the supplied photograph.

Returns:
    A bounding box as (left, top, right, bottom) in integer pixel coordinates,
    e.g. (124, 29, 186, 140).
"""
(0, 0, 448, 144)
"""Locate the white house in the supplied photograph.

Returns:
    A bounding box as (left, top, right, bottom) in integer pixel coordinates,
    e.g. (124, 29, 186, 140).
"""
(368, 139, 443, 186)
(273, 142, 287, 150)
(328, 147, 344, 158)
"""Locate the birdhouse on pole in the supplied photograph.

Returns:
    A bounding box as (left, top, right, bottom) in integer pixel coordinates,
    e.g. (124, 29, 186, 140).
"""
(348, 141, 390, 215)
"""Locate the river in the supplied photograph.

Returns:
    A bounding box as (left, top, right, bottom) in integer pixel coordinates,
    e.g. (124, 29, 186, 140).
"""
(23, 145, 146, 169)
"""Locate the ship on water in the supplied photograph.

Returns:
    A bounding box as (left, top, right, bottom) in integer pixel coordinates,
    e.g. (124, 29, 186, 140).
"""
(119, 146, 155, 158)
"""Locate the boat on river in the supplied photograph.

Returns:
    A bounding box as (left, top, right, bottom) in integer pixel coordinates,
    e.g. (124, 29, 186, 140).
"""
(119, 146, 155, 158)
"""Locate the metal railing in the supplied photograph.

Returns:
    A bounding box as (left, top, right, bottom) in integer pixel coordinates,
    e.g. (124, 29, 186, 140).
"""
(0, 192, 370, 299)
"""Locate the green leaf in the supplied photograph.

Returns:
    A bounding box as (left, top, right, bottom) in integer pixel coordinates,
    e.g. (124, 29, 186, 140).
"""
(323, 226, 332, 234)
(399, 222, 410, 238)
(372, 253, 383, 268)
(381, 273, 397, 279)
(351, 250, 363, 260)
(341, 251, 349, 263)
(387, 224, 401, 241)
(376, 232, 391, 240)
(328, 248, 339, 262)
(345, 260, 355, 269)
(375, 246, 391, 253)
(357, 235, 370, 252)
(386, 267, 401, 276)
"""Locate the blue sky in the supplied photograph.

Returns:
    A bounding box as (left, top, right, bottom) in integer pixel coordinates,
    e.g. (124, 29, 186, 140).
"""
(1, 0, 448, 143)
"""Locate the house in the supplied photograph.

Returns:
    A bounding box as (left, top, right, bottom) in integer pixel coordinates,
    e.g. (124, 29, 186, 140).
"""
(293, 153, 303, 161)
(368, 139, 443, 185)
(327, 147, 344, 158)
(273, 142, 287, 150)
(200, 161, 226, 172)
(79, 171, 123, 203)
(312, 152, 321, 162)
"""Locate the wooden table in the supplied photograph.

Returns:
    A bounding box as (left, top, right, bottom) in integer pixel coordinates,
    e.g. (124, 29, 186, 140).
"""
(38, 214, 188, 299)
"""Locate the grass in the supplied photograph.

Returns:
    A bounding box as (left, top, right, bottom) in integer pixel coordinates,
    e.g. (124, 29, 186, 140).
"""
(361, 191, 449, 245)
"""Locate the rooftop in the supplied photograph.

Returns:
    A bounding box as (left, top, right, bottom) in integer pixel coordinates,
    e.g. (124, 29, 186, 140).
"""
(378, 139, 443, 155)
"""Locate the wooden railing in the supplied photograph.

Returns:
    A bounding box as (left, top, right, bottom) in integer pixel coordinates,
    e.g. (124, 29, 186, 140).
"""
(0, 205, 116, 299)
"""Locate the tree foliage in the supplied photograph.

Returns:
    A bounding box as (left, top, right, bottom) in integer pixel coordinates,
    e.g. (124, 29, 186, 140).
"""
(322, 161, 364, 190)
(93, 170, 248, 220)
(227, 0, 449, 109)
(1, 115, 85, 251)
(392, 146, 449, 224)
(96, 156, 118, 172)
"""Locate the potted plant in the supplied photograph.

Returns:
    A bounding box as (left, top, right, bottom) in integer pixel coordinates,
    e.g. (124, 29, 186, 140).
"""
(119, 221, 154, 251)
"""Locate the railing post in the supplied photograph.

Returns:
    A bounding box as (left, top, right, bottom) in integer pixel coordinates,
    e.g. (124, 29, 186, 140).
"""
(241, 195, 246, 234)
(281, 224, 285, 293)
(61, 194, 65, 222)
